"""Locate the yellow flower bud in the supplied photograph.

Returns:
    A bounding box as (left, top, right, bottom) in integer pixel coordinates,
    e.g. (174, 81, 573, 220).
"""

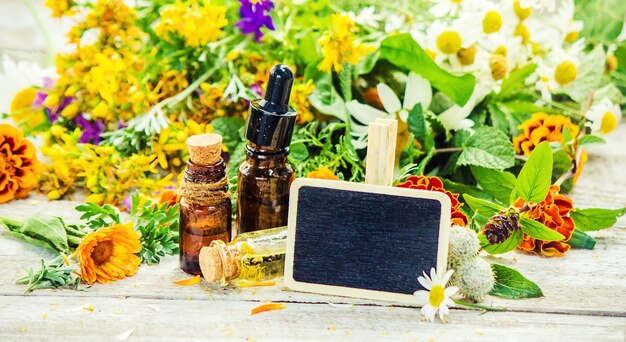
(226, 51, 240, 61)
(60, 101, 80, 119)
(44, 93, 60, 108)
(47, 190, 61, 200)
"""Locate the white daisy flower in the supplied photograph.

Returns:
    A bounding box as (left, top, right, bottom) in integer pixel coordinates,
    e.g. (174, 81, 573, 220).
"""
(479, 31, 528, 70)
(426, 20, 477, 65)
(348, 6, 382, 28)
(347, 72, 432, 149)
(585, 98, 622, 135)
(532, 41, 585, 100)
(519, 0, 570, 14)
(525, 0, 582, 51)
(430, 0, 466, 18)
(414, 268, 458, 323)
(457, 0, 516, 38)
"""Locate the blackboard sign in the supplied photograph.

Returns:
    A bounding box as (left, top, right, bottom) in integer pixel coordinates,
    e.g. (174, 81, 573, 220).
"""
(285, 178, 451, 304)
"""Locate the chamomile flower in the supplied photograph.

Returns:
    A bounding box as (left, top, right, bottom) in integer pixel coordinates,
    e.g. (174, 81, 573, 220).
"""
(533, 41, 584, 100)
(347, 72, 432, 149)
(519, 0, 562, 13)
(585, 98, 622, 135)
(479, 31, 527, 70)
(414, 268, 458, 323)
(430, 0, 466, 18)
(426, 20, 476, 65)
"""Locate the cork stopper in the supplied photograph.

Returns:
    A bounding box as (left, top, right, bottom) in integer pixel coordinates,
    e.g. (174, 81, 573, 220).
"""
(199, 246, 223, 283)
(186, 133, 222, 166)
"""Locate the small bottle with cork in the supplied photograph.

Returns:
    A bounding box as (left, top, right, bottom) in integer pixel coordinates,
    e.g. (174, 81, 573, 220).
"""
(199, 226, 287, 285)
(178, 133, 231, 275)
(237, 64, 297, 235)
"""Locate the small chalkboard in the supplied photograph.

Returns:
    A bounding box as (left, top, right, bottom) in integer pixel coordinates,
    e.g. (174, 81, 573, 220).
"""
(285, 178, 451, 304)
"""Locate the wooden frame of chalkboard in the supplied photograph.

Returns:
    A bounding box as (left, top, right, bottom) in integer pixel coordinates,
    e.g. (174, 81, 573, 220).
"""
(284, 178, 451, 304)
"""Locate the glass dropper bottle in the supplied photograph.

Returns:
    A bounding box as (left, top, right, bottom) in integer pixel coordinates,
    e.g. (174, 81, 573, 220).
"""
(199, 226, 287, 285)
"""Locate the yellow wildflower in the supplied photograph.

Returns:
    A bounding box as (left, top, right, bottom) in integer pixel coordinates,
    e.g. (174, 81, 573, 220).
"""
(318, 14, 375, 72)
(45, 0, 75, 18)
(155, 0, 228, 47)
(291, 80, 316, 124)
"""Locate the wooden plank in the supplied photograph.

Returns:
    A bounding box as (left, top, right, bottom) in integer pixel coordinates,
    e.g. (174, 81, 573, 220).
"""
(0, 296, 624, 341)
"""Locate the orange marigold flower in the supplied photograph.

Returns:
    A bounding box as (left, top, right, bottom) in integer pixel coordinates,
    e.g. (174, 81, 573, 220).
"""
(75, 222, 141, 285)
(514, 185, 575, 257)
(513, 112, 579, 156)
(159, 189, 180, 208)
(0, 124, 39, 204)
(306, 166, 340, 181)
(396, 175, 469, 227)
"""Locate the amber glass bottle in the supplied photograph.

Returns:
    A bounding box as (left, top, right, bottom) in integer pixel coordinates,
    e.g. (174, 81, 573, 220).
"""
(237, 64, 296, 234)
(179, 134, 231, 275)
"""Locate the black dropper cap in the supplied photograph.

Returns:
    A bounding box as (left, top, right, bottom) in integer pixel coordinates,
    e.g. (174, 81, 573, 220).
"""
(244, 64, 297, 150)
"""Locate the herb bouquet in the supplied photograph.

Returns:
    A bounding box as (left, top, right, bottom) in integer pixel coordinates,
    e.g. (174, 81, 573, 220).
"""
(1, 0, 626, 322)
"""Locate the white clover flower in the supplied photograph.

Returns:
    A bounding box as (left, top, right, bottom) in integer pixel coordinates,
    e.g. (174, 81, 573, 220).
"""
(448, 225, 480, 268)
(347, 72, 432, 149)
(414, 268, 458, 322)
(585, 98, 623, 135)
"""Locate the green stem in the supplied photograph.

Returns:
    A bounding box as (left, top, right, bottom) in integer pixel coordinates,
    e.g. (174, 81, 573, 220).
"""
(435, 147, 462, 154)
(453, 299, 506, 312)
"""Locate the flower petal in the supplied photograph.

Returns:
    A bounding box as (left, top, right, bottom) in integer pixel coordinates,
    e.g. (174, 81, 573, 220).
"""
(442, 269, 454, 286)
(418, 276, 432, 290)
(444, 286, 459, 297)
(346, 100, 388, 125)
(403, 73, 432, 111)
(377, 83, 402, 114)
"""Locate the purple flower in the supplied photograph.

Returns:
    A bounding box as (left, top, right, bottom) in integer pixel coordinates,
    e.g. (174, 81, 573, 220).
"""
(33, 91, 48, 108)
(236, 0, 275, 42)
(45, 96, 75, 123)
(75, 114, 105, 144)
(250, 83, 263, 97)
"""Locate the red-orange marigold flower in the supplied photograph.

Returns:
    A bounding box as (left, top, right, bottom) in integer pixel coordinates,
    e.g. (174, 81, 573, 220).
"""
(159, 189, 180, 208)
(514, 185, 575, 257)
(396, 175, 469, 227)
(0, 124, 39, 204)
(513, 112, 579, 156)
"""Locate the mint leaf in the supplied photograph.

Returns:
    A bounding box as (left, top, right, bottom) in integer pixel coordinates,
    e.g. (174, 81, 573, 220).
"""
(457, 127, 515, 170)
(479, 230, 523, 254)
(490, 264, 543, 299)
(515, 141, 553, 203)
(463, 194, 505, 217)
(570, 207, 626, 231)
(471, 166, 516, 204)
(567, 229, 596, 250)
(289, 142, 309, 163)
(519, 217, 565, 241)
(407, 104, 426, 144)
(211, 117, 245, 152)
(379, 33, 475, 106)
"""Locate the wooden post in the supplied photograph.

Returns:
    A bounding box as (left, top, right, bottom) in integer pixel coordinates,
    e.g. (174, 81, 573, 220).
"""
(365, 119, 398, 186)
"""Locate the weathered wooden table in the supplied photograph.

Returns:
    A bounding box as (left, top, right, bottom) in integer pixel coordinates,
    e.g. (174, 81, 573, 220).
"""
(1, 125, 625, 341)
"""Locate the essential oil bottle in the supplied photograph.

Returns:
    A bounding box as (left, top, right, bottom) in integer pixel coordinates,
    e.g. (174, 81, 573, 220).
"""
(179, 133, 231, 275)
(199, 226, 287, 285)
(237, 64, 296, 234)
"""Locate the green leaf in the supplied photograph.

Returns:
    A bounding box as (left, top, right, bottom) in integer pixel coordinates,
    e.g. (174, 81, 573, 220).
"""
(471, 166, 516, 204)
(578, 135, 606, 146)
(19, 217, 69, 253)
(515, 141, 553, 203)
(338, 62, 353, 102)
(490, 264, 543, 299)
(562, 126, 574, 146)
(457, 127, 515, 170)
(551, 149, 573, 193)
(519, 217, 565, 241)
(567, 229, 596, 250)
(407, 104, 426, 144)
(576, 0, 626, 44)
(479, 229, 523, 254)
(487, 103, 517, 136)
(210, 117, 245, 152)
(289, 142, 309, 163)
(497, 63, 537, 99)
(570, 207, 626, 231)
(463, 194, 505, 217)
(305, 62, 347, 121)
(379, 33, 475, 106)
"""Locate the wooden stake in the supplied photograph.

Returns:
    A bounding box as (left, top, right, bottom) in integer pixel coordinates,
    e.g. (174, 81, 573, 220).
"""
(365, 120, 397, 186)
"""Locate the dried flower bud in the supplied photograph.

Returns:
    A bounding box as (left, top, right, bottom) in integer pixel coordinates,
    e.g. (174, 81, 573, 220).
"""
(448, 225, 480, 268)
(450, 257, 495, 303)
(483, 209, 521, 245)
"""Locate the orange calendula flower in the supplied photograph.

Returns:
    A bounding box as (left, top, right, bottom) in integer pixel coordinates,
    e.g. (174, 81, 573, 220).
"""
(306, 166, 339, 180)
(515, 185, 575, 257)
(159, 189, 180, 208)
(396, 175, 469, 227)
(0, 124, 39, 204)
(513, 112, 579, 156)
(75, 222, 141, 285)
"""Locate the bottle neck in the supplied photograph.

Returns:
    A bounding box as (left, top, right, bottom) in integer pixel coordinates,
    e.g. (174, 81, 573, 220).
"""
(245, 142, 289, 165)
(184, 159, 226, 183)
